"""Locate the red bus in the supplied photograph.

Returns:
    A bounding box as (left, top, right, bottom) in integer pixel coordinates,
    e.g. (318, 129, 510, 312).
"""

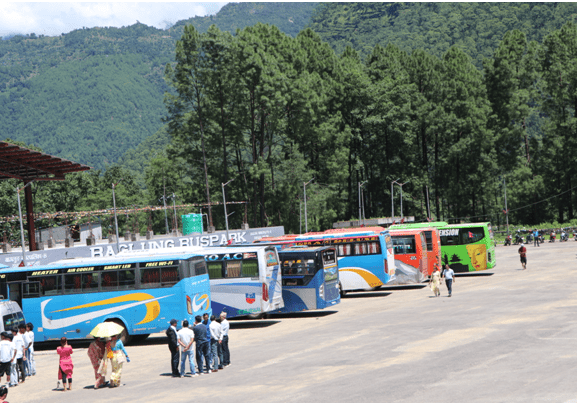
(389, 229, 428, 284)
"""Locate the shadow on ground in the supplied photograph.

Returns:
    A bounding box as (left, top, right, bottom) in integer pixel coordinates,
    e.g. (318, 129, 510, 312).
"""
(343, 291, 392, 299)
(266, 310, 338, 320)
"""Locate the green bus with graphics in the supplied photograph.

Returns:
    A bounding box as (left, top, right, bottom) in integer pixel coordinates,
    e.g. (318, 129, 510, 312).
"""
(390, 222, 496, 273)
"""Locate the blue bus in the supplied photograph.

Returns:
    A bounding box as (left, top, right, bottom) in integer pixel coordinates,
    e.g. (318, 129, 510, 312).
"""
(293, 228, 396, 294)
(277, 246, 340, 313)
(0, 253, 211, 343)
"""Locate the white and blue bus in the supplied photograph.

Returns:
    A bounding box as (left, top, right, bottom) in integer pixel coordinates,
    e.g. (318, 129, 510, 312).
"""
(293, 228, 396, 294)
(0, 252, 211, 343)
(276, 246, 340, 313)
(118, 245, 283, 319)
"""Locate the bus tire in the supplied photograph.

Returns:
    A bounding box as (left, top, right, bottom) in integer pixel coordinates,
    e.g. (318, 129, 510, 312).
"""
(339, 283, 347, 297)
(108, 318, 131, 345)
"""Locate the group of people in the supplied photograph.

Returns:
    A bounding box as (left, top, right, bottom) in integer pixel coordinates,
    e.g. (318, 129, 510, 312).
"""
(56, 332, 130, 391)
(0, 323, 35, 388)
(429, 264, 456, 297)
(166, 312, 230, 378)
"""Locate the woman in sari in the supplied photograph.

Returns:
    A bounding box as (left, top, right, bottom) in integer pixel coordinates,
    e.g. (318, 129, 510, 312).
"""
(429, 266, 442, 297)
(57, 337, 73, 391)
(108, 335, 129, 387)
(87, 337, 106, 389)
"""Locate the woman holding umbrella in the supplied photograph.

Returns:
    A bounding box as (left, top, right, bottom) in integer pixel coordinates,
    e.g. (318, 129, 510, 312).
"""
(87, 337, 106, 389)
(90, 322, 130, 388)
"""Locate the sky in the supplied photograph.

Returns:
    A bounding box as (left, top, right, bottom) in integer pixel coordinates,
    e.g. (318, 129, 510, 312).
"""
(0, 2, 228, 38)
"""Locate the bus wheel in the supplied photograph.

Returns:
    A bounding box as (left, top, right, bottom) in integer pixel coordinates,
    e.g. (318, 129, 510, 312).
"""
(339, 283, 347, 297)
(108, 319, 131, 345)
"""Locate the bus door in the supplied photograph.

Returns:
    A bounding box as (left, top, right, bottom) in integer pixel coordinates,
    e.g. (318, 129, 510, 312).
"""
(263, 248, 283, 312)
(8, 282, 23, 307)
(321, 248, 339, 302)
(418, 232, 428, 282)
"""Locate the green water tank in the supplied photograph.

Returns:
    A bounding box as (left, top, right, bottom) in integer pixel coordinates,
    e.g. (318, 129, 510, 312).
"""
(181, 213, 203, 235)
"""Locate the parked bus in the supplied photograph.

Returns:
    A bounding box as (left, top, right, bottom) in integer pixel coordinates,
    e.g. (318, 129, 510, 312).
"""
(389, 226, 442, 278)
(388, 229, 428, 284)
(390, 222, 496, 273)
(119, 246, 284, 319)
(0, 252, 211, 343)
(292, 228, 395, 294)
(276, 246, 340, 313)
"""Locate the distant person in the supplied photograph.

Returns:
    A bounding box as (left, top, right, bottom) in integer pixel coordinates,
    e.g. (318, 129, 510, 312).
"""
(202, 313, 211, 369)
(429, 267, 442, 297)
(87, 337, 106, 389)
(108, 334, 129, 387)
(166, 319, 180, 378)
(7, 333, 17, 387)
(518, 243, 527, 270)
(0, 332, 15, 386)
(533, 229, 539, 247)
(25, 323, 35, 377)
(442, 264, 455, 297)
(209, 315, 223, 372)
(0, 385, 8, 403)
(192, 316, 211, 374)
(18, 325, 30, 379)
(13, 327, 25, 384)
(177, 320, 196, 377)
(220, 312, 231, 367)
(57, 337, 73, 391)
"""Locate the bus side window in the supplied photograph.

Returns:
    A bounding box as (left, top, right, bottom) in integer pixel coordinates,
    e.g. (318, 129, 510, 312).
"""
(241, 260, 258, 278)
(338, 244, 351, 256)
(38, 275, 61, 296)
(368, 242, 380, 254)
(225, 261, 242, 278)
(119, 270, 136, 289)
(207, 262, 224, 279)
(64, 275, 82, 293)
(194, 261, 207, 276)
(160, 266, 179, 286)
(140, 268, 161, 287)
(83, 273, 99, 292)
(101, 271, 119, 290)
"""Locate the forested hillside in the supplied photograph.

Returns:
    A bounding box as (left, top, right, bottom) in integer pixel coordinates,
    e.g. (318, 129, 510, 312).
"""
(0, 3, 316, 170)
(309, 3, 577, 67)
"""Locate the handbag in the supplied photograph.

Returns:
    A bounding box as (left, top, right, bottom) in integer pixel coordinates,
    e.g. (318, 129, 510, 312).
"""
(98, 358, 107, 375)
(116, 351, 127, 364)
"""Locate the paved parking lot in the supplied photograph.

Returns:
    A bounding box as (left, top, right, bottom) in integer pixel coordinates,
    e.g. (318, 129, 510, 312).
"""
(9, 241, 577, 402)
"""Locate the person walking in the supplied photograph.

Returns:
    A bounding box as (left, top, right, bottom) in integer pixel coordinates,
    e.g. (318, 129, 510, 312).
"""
(518, 243, 527, 269)
(192, 316, 211, 374)
(177, 320, 196, 377)
(13, 326, 25, 384)
(57, 337, 73, 391)
(108, 335, 129, 387)
(442, 264, 455, 297)
(0, 332, 15, 386)
(7, 333, 17, 387)
(429, 266, 442, 297)
(87, 337, 106, 389)
(25, 323, 35, 377)
(166, 319, 180, 377)
(220, 312, 230, 368)
(533, 229, 539, 247)
(209, 315, 223, 372)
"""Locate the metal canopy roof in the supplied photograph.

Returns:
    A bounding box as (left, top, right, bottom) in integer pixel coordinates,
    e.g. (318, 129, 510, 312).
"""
(0, 141, 91, 181)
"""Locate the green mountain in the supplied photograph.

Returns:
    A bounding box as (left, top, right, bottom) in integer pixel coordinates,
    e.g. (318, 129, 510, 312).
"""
(309, 2, 577, 66)
(0, 3, 317, 170)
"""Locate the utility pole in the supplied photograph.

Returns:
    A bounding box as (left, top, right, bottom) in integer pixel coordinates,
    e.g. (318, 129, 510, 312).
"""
(391, 178, 399, 223)
(222, 179, 234, 242)
(112, 179, 123, 253)
(16, 180, 35, 266)
(504, 177, 509, 235)
(304, 178, 314, 233)
(162, 178, 169, 235)
(359, 181, 367, 226)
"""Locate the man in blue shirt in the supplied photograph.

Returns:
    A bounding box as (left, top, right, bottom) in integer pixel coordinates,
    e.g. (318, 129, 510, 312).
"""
(443, 265, 455, 297)
(533, 229, 540, 247)
(192, 316, 211, 374)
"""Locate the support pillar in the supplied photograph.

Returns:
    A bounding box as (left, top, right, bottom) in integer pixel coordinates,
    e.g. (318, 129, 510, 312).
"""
(24, 181, 36, 252)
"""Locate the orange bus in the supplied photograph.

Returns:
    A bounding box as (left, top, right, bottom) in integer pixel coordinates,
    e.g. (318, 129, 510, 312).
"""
(388, 229, 428, 284)
(417, 227, 442, 277)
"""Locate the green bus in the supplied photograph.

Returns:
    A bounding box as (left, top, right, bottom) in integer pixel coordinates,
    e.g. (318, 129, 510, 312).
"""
(389, 222, 496, 273)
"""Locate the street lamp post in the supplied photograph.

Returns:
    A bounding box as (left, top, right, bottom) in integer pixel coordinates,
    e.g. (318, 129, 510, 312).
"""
(391, 178, 399, 223)
(16, 180, 35, 266)
(222, 179, 234, 242)
(112, 179, 123, 253)
(359, 181, 367, 226)
(398, 180, 410, 219)
(503, 177, 509, 235)
(304, 178, 314, 233)
(171, 193, 178, 234)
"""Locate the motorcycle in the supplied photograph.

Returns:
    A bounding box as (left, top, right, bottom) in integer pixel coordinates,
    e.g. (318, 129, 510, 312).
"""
(504, 235, 512, 246)
(561, 231, 568, 242)
(526, 233, 533, 243)
(539, 235, 545, 244)
(550, 232, 556, 243)
(514, 233, 524, 245)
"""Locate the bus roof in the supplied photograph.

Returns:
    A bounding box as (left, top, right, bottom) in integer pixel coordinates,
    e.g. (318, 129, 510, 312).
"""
(390, 222, 489, 230)
(280, 246, 335, 253)
(0, 252, 207, 274)
(389, 229, 425, 236)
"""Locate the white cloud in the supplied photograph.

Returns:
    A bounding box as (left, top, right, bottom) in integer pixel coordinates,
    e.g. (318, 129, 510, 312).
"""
(0, 2, 228, 38)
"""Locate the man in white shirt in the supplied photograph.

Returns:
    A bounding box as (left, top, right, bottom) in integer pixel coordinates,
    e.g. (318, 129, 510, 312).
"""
(443, 264, 456, 297)
(209, 315, 223, 371)
(220, 312, 231, 367)
(0, 332, 15, 385)
(20, 324, 31, 377)
(13, 326, 26, 384)
(177, 320, 196, 377)
(25, 323, 35, 377)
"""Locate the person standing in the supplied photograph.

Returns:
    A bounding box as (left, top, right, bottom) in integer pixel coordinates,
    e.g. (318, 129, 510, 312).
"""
(220, 312, 230, 367)
(533, 229, 539, 247)
(192, 316, 211, 374)
(19, 325, 30, 378)
(25, 323, 35, 377)
(87, 337, 106, 389)
(108, 335, 129, 387)
(13, 327, 25, 384)
(429, 267, 442, 297)
(57, 337, 73, 391)
(166, 319, 180, 378)
(8, 333, 17, 387)
(442, 264, 455, 297)
(177, 320, 196, 377)
(202, 313, 211, 369)
(0, 332, 15, 386)
(518, 243, 527, 269)
(209, 315, 223, 372)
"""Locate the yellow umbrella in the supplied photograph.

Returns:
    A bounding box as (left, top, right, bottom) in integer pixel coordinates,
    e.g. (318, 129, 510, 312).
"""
(90, 322, 124, 338)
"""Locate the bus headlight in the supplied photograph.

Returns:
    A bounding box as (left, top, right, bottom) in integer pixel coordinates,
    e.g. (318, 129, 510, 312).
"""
(319, 284, 324, 299)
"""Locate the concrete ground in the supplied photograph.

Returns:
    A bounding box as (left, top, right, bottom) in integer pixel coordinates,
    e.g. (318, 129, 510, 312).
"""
(8, 241, 577, 403)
